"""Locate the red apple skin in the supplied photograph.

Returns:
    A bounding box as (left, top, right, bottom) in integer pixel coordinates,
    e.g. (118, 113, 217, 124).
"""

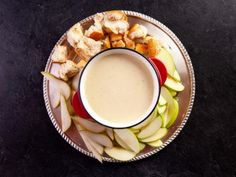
(72, 91, 92, 119)
(149, 57, 167, 85)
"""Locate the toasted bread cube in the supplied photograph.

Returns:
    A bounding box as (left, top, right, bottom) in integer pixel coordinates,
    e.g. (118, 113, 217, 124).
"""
(109, 33, 123, 42)
(67, 23, 83, 48)
(147, 37, 161, 57)
(103, 11, 129, 34)
(111, 40, 126, 48)
(103, 36, 111, 49)
(128, 24, 148, 39)
(77, 59, 87, 68)
(124, 35, 135, 49)
(59, 60, 80, 81)
(135, 43, 148, 55)
(75, 36, 102, 61)
(51, 45, 68, 63)
(86, 30, 104, 41)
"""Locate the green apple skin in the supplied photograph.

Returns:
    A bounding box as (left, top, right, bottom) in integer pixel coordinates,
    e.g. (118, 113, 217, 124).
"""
(166, 98, 179, 128)
(140, 128, 168, 143)
(148, 140, 163, 147)
(164, 76, 184, 92)
(104, 147, 136, 161)
(156, 46, 175, 77)
(173, 70, 181, 81)
(137, 117, 162, 139)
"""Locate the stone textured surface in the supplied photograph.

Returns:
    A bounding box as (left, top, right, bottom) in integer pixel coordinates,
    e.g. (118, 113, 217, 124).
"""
(0, 0, 236, 176)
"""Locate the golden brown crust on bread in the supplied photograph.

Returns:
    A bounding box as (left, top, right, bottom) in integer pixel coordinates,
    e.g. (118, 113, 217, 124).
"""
(111, 40, 126, 48)
(135, 43, 148, 55)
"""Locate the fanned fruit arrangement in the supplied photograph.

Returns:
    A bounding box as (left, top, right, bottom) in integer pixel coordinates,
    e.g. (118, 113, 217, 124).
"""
(42, 10, 184, 162)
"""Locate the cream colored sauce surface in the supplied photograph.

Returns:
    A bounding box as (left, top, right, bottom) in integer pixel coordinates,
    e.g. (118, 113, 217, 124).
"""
(84, 54, 154, 124)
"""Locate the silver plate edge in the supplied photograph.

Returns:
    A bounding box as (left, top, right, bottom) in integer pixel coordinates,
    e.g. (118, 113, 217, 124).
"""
(42, 10, 196, 162)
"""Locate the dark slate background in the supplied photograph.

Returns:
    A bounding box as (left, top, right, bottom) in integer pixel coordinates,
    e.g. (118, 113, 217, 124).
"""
(0, 0, 235, 176)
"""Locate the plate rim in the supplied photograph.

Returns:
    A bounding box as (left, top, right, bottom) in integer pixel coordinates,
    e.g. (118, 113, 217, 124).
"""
(43, 10, 195, 162)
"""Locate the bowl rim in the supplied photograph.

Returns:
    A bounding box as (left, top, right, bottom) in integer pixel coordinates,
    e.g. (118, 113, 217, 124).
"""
(42, 10, 195, 162)
(78, 47, 161, 129)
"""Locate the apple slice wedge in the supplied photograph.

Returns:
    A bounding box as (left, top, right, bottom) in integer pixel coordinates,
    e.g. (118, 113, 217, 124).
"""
(139, 143, 146, 151)
(79, 131, 102, 162)
(160, 87, 179, 127)
(156, 46, 175, 77)
(114, 133, 130, 150)
(83, 131, 113, 148)
(166, 98, 179, 128)
(104, 147, 136, 161)
(132, 105, 157, 130)
(157, 104, 166, 114)
(72, 116, 106, 133)
(41, 71, 71, 100)
(130, 128, 140, 134)
(164, 76, 184, 92)
(158, 95, 167, 106)
(85, 135, 104, 154)
(169, 89, 177, 97)
(137, 117, 162, 139)
(52, 91, 60, 108)
(60, 95, 71, 133)
(140, 128, 168, 143)
(173, 70, 181, 82)
(114, 129, 139, 153)
(148, 140, 163, 147)
(106, 128, 114, 140)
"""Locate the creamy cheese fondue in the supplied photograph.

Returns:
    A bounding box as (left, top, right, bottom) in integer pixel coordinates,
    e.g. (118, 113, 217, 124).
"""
(84, 53, 154, 125)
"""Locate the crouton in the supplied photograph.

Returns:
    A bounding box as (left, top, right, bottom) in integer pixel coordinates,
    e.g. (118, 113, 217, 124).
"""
(111, 40, 126, 48)
(102, 36, 111, 49)
(123, 33, 135, 49)
(103, 10, 129, 34)
(77, 59, 87, 68)
(85, 14, 104, 41)
(75, 36, 102, 61)
(128, 24, 148, 39)
(67, 23, 83, 48)
(109, 33, 123, 42)
(147, 37, 161, 57)
(51, 45, 68, 63)
(59, 60, 80, 81)
(135, 43, 148, 55)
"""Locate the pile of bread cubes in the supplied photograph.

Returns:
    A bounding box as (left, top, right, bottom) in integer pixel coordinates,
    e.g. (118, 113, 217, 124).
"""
(51, 10, 161, 81)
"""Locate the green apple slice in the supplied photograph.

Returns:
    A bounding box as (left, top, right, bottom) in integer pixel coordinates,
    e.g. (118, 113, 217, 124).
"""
(104, 147, 136, 161)
(157, 105, 166, 114)
(60, 95, 71, 133)
(83, 131, 113, 148)
(166, 99, 179, 128)
(140, 128, 168, 143)
(132, 105, 158, 130)
(164, 76, 184, 92)
(169, 89, 177, 97)
(41, 71, 71, 100)
(106, 128, 114, 140)
(173, 70, 181, 81)
(114, 133, 130, 150)
(72, 116, 106, 133)
(130, 128, 140, 134)
(158, 95, 167, 106)
(161, 87, 179, 127)
(148, 140, 163, 147)
(137, 117, 162, 139)
(156, 46, 175, 77)
(79, 131, 102, 162)
(114, 129, 139, 153)
(139, 143, 146, 151)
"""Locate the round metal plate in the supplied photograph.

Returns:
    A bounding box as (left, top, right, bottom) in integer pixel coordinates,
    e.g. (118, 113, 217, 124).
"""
(43, 10, 195, 162)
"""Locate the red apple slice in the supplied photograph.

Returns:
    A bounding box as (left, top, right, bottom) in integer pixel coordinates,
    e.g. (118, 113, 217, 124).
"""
(150, 58, 167, 85)
(72, 91, 92, 119)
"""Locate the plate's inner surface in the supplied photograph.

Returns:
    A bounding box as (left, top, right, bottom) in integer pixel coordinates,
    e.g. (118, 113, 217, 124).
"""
(45, 13, 194, 161)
